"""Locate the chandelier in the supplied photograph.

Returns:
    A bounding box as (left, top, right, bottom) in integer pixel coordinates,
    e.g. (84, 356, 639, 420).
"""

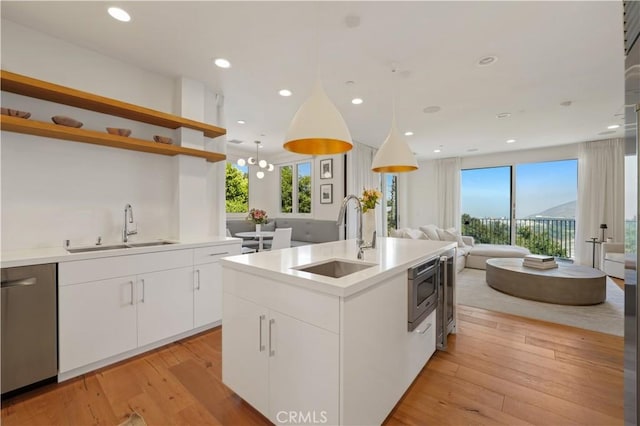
(237, 140, 274, 179)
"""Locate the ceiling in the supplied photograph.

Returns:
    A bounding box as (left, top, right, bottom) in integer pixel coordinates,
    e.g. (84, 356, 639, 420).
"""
(1, 1, 625, 159)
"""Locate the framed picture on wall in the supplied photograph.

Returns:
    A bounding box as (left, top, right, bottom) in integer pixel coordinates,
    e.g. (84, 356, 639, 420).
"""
(320, 184, 333, 204)
(320, 158, 333, 179)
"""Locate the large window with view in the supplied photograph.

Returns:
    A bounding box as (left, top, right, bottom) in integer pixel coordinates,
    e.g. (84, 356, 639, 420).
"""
(461, 160, 577, 258)
(225, 162, 249, 213)
(384, 174, 398, 234)
(280, 161, 312, 215)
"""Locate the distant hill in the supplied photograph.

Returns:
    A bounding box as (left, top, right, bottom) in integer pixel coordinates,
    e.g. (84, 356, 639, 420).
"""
(527, 200, 576, 219)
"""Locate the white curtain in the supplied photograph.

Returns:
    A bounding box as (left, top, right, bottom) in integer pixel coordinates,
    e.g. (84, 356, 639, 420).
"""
(345, 142, 380, 239)
(575, 138, 625, 266)
(435, 157, 461, 229)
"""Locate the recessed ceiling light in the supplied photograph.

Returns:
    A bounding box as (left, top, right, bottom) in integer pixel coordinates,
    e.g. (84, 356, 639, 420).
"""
(237, 120, 246, 124)
(477, 56, 498, 66)
(434, 149, 441, 153)
(214, 58, 231, 68)
(423, 106, 441, 114)
(506, 139, 516, 143)
(351, 98, 363, 105)
(108, 7, 131, 22)
(496, 112, 511, 119)
(279, 89, 292, 97)
(607, 124, 620, 129)
(404, 131, 414, 136)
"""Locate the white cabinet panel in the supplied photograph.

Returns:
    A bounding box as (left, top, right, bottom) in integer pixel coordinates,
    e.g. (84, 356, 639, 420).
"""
(59, 249, 193, 285)
(268, 311, 339, 426)
(136, 267, 194, 347)
(194, 262, 222, 327)
(59, 276, 137, 372)
(222, 293, 269, 415)
(194, 243, 240, 265)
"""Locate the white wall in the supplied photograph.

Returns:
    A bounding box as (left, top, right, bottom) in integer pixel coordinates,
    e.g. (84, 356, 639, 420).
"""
(402, 143, 581, 229)
(1, 20, 222, 250)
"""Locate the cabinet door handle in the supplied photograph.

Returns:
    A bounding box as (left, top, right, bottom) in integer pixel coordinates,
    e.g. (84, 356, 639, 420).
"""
(207, 252, 229, 257)
(259, 315, 266, 352)
(195, 269, 201, 290)
(140, 279, 145, 303)
(1, 277, 36, 288)
(269, 318, 275, 357)
(129, 281, 134, 305)
(415, 322, 432, 334)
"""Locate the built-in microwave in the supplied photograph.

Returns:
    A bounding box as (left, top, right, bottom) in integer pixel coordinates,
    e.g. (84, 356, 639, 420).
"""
(407, 256, 439, 331)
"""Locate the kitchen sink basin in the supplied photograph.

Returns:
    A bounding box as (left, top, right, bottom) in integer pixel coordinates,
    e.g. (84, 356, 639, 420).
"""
(292, 259, 376, 279)
(66, 241, 177, 253)
(126, 241, 176, 248)
(66, 244, 129, 253)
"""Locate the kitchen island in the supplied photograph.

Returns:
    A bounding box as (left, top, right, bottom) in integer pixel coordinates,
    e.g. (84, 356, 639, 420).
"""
(221, 237, 455, 425)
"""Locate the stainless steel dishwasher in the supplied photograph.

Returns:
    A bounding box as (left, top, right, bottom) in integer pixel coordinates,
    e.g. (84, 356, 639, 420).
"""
(1, 263, 57, 396)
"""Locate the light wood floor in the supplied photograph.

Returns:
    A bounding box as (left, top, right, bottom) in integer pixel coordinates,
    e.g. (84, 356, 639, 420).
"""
(1, 305, 623, 426)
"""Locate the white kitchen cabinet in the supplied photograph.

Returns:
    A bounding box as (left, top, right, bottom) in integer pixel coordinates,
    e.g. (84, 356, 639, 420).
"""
(194, 244, 238, 327)
(222, 293, 339, 425)
(222, 294, 269, 415)
(59, 276, 137, 372)
(57, 242, 240, 378)
(137, 267, 194, 347)
(268, 310, 339, 425)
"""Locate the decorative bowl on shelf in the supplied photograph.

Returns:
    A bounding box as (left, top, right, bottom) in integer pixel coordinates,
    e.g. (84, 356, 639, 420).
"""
(153, 135, 173, 144)
(51, 115, 83, 128)
(106, 127, 132, 137)
(1, 108, 31, 119)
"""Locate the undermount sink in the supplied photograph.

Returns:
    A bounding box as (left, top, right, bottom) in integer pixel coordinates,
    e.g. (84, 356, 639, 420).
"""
(66, 244, 129, 253)
(126, 241, 176, 248)
(292, 259, 377, 279)
(66, 241, 177, 253)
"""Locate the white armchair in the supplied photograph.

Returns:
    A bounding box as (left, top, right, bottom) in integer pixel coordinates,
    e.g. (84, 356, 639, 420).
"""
(601, 242, 624, 279)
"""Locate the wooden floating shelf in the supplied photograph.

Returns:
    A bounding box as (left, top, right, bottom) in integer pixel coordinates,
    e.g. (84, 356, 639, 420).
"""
(0, 116, 226, 163)
(1, 70, 226, 139)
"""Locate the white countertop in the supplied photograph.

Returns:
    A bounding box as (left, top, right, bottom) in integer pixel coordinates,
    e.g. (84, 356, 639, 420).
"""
(221, 237, 456, 297)
(1, 236, 242, 268)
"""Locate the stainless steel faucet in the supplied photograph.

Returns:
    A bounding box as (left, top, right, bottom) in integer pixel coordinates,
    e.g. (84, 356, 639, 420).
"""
(123, 203, 137, 243)
(337, 194, 372, 260)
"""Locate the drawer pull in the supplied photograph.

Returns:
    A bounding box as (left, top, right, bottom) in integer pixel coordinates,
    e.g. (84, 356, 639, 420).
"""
(207, 252, 229, 257)
(415, 323, 432, 334)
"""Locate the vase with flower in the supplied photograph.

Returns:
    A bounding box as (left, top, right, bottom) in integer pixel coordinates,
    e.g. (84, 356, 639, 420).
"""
(247, 208, 268, 232)
(359, 188, 382, 245)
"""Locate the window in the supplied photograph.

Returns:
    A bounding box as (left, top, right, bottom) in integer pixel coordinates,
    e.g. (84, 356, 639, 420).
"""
(225, 162, 248, 213)
(384, 174, 398, 234)
(461, 160, 577, 258)
(280, 161, 312, 214)
(515, 160, 577, 258)
(461, 166, 512, 244)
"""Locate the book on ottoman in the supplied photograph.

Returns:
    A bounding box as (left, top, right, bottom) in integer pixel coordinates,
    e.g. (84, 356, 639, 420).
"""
(524, 254, 555, 263)
(523, 259, 558, 269)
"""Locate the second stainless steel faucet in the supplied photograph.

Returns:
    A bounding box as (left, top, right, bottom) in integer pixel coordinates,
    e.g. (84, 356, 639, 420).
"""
(122, 203, 137, 243)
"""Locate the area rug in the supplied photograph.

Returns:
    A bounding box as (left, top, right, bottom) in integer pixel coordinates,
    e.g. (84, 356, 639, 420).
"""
(118, 412, 147, 426)
(456, 268, 624, 336)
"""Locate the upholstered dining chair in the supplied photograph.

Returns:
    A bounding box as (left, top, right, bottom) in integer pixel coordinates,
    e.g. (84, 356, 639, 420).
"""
(267, 228, 292, 250)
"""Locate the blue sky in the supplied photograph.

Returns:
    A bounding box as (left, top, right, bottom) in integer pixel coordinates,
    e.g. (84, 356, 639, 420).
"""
(461, 160, 577, 218)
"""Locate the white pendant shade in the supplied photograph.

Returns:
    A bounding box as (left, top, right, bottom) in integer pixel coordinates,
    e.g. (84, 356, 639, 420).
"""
(283, 81, 353, 155)
(371, 115, 418, 173)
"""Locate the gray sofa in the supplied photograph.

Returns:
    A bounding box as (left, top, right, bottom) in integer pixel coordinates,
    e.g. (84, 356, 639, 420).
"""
(226, 218, 339, 248)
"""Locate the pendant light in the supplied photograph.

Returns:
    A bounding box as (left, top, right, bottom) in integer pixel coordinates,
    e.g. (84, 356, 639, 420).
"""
(236, 141, 274, 179)
(283, 81, 353, 155)
(371, 68, 418, 173)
